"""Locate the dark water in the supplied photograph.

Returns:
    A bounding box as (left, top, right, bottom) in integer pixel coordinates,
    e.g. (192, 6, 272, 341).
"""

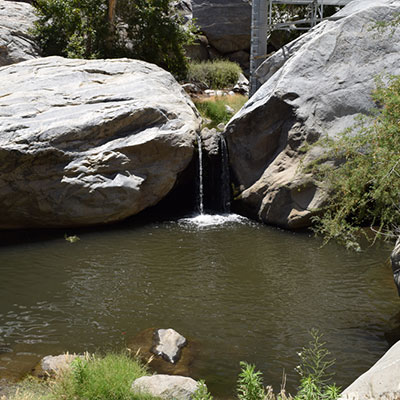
(0, 213, 398, 396)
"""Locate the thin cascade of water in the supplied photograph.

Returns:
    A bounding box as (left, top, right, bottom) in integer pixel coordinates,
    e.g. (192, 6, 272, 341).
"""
(220, 135, 231, 213)
(197, 133, 204, 214)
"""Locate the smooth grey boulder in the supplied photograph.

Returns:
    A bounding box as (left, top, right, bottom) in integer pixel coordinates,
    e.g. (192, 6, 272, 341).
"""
(225, 0, 400, 228)
(152, 328, 187, 364)
(192, 0, 251, 54)
(0, 57, 201, 229)
(339, 340, 400, 400)
(132, 375, 200, 400)
(0, 1, 40, 66)
(391, 237, 400, 296)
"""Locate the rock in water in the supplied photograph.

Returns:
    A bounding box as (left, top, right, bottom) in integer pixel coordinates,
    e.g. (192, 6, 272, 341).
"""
(225, 0, 400, 229)
(132, 375, 200, 400)
(152, 328, 187, 364)
(0, 1, 40, 66)
(0, 57, 201, 229)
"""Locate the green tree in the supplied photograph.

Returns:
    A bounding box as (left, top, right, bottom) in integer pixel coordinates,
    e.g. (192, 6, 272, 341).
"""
(33, 0, 193, 78)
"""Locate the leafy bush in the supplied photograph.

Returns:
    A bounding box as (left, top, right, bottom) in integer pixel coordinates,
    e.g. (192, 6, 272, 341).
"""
(294, 329, 340, 400)
(195, 94, 247, 128)
(187, 60, 242, 89)
(305, 75, 400, 250)
(32, 0, 193, 79)
(235, 330, 340, 400)
(9, 352, 154, 400)
(192, 380, 213, 400)
(237, 362, 265, 400)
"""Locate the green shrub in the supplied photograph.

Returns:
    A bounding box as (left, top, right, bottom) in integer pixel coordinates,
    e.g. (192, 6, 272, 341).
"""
(237, 362, 265, 400)
(305, 75, 400, 250)
(294, 329, 339, 400)
(194, 94, 247, 128)
(32, 0, 193, 79)
(9, 352, 155, 400)
(192, 380, 213, 400)
(187, 60, 242, 89)
(235, 330, 340, 400)
(53, 352, 151, 400)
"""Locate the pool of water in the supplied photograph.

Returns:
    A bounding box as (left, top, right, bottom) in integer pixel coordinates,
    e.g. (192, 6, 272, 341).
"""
(0, 213, 398, 396)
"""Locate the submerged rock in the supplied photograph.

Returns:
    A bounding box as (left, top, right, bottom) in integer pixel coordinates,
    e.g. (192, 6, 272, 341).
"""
(225, 0, 400, 228)
(132, 375, 200, 400)
(0, 1, 40, 66)
(152, 328, 187, 364)
(0, 57, 201, 229)
(339, 340, 400, 400)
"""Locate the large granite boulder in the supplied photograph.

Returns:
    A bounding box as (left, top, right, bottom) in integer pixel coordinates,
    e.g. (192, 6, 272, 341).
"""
(192, 0, 251, 54)
(339, 340, 400, 400)
(0, 1, 40, 66)
(225, 0, 400, 228)
(0, 57, 201, 229)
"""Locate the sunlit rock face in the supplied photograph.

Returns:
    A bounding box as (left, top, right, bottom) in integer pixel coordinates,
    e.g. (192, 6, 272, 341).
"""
(225, 0, 400, 229)
(0, 1, 40, 66)
(0, 57, 201, 229)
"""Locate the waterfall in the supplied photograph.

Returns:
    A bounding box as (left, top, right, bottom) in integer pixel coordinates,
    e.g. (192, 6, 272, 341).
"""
(178, 132, 245, 228)
(220, 135, 231, 213)
(197, 133, 204, 214)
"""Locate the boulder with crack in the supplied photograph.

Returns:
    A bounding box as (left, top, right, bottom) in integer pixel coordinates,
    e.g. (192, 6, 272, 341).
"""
(0, 57, 201, 229)
(225, 0, 400, 229)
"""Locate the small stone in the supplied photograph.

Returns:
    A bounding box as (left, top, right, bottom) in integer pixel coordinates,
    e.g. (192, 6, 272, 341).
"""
(224, 105, 234, 114)
(217, 123, 226, 131)
(132, 375, 200, 400)
(152, 328, 187, 364)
